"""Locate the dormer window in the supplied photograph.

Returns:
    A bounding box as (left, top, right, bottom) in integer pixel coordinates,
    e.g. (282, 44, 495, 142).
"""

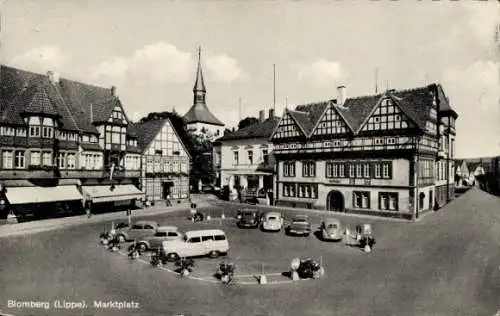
(90, 135, 98, 143)
(29, 117, 41, 137)
(16, 128, 26, 137)
(42, 118, 54, 138)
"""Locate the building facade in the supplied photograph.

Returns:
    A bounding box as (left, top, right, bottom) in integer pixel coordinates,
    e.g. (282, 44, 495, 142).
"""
(269, 84, 458, 220)
(214, 109, 278, 200)
(183, 48, 225, 140)
(133, 118, 191, 203)
(0, 65, 143, 219)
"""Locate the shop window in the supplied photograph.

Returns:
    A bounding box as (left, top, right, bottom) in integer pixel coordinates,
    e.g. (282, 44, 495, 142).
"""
(30, 151, 41, 166)
(353, 191, 370, 209)
(379, 192, 398, 211)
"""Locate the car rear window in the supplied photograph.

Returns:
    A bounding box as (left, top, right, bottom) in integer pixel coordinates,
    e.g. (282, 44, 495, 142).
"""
(214, 235, 226, 241)
(131, 224, 142, 229)
(144, 224, 156, 230)
(167, 232, 179, 237)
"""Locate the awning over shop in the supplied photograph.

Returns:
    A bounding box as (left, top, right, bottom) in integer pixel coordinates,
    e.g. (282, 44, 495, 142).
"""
(82, 184, 144, 204)
(5, 185, 83, 205)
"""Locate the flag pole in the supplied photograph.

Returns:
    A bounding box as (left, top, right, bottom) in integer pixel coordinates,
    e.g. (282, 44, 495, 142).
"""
(273, 64, 276, 112)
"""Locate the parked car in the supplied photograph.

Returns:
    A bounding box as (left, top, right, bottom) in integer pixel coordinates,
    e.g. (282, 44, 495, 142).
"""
(115, 220, 159, 242)
(286, 215, 312, 236)
(161, 229, 229, 260)
(236, 209, 262, 228)
(261, 212, 284, 232)
(320, 218, 343, 241)
(136, 226, 183, 251)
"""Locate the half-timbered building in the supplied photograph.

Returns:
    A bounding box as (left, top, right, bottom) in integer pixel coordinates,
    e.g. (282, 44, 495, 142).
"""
(269, 84, 458, 220)
(132, 118, 191, 203)
(0, 65, 143, 220)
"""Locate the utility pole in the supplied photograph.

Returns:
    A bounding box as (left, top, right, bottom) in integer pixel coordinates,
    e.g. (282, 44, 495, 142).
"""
(375, 68, 378, 94)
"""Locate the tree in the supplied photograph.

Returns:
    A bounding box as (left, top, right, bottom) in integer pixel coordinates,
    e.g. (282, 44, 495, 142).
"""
(238, 116, 259, 130)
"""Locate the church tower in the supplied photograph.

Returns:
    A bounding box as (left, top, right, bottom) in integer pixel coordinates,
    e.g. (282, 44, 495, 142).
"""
(183, 47, 225, 139)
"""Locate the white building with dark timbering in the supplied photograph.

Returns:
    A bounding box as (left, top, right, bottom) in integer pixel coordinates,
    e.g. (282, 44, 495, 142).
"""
(269, 84, 458, 220)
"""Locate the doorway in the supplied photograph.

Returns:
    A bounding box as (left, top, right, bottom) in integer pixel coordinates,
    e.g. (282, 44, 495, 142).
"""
(162, 181, 174, 199)
(326, 190, 345, 212)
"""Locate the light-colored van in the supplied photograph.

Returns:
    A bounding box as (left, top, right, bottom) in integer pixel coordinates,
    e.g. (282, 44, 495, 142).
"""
(161, 229, 229, 261)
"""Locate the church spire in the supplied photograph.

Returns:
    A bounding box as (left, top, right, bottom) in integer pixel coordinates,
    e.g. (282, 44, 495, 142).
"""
(193, 46, 206, 93)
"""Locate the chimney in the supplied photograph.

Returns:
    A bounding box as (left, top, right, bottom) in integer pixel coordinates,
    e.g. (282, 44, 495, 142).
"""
(259, 110, 265, 123)
(337, 85, 346, 106)
(111, 86, 116, 96)
(47, 71, 60, 84)
(268, 109, 275, 119)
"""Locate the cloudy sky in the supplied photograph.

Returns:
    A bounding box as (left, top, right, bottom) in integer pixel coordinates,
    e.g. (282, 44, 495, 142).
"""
(1, 0, 498, 158)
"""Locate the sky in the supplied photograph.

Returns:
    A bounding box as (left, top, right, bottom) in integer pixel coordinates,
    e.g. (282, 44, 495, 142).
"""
(1, 0, 498, 158)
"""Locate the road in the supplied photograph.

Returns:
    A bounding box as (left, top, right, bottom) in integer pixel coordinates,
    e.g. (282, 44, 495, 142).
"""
(0, 188, 499, 316)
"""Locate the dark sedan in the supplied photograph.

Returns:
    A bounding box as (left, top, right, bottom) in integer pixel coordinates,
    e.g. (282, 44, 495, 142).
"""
(286, 215, 312, 236)
(236, 209, 261, 228)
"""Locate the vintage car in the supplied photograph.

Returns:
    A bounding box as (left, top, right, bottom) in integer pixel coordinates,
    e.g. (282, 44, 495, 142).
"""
(261, 212, 284, 232)
(286, 215, 312, 236)
(161, 229, 229, 260)
(236, 209, 261, 228)
(136, 226, 183, 251)
(114, 220, 159, 242)
(320, 218, 343, 241)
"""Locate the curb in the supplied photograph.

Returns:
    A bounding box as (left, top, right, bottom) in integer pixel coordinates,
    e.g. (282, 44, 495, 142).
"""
(0, 202, 209, 238)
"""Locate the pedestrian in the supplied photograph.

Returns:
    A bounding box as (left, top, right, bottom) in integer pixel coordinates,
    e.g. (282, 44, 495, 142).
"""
(126, 208, 132, 226)
(166, 194, 172, 207)
(86, 207, 91, 219)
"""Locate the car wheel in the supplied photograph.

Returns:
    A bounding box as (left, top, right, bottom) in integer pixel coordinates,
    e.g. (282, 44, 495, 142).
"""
(117, 234, 126, 243)
(209, 251, 220, 259)
(138, 243, 148, 252)
(167, 252, 179, 262)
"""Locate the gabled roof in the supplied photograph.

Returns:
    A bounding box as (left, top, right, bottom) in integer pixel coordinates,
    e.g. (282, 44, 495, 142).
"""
(132, 118, 191, 158)
(216, 117, 280, 142)
(0, 65, 120, 134)
(183, 103, 225, 126)
(282, 83, 456, 138)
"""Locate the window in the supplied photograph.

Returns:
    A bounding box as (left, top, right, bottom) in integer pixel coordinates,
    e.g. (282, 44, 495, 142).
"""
(42, 126, 53, 138)
(282, 183, 296, 197)
(356, 164, 362, 178)
(214, 234, 226, 241)
(68, 133, 77, 141)
(1, 127, 15, 136)
(363, 163, 370, 178)
(131, 224, 143, 230)
(379, 192, 398, 211)
(58, 153, 66, 169)
(262, 149, 269, 165)
(154, 232, 167, 237)
(16, 128, 26, 137)
(248, 150, 253, 165)
(284, 162, 296, 177)
(382, 163, 390, 178)
(349, 164, 355, 177)
(353, 191, 370, 209)
(2, 150, 13, 168)
(233, 151, 239, 165)
(375, 164, 381, 178)
(67, 153, 76, 169)
(326, 162, 333, 178)
(387, 137, 396, 144)
(202, 235, 214, 242)
(29, 125, 40, 137)
(374, 138, 384, 145)
(297, 183, 318, 199)
(188, 237, 201, 243)
(15, 150, 25, 168)
(339, 164, 345, 177)
(302, 161, 316, 177)
(30, 151, 40, 166)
